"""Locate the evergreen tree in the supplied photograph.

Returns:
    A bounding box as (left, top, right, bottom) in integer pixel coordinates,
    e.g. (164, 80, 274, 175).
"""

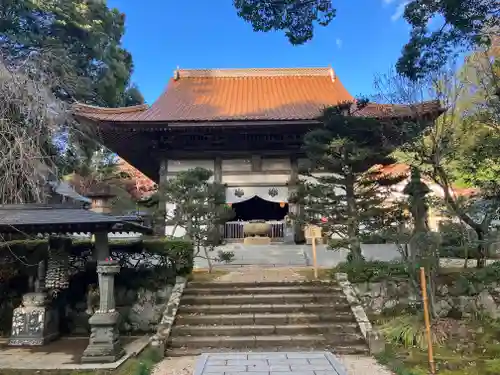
(0, 0, 142, 107)
(396, 0, 499, 80)
(293, 101, 411, 261)
(159, 168, 234, 271)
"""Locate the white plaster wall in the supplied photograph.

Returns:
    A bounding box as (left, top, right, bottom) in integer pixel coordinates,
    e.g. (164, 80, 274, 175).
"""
(222, 159, 252, 172)
(165, 202, 186, 238)
(222, 173, 290, 186)
(168, 159, 214, 172)
(262, 158, 291, 171)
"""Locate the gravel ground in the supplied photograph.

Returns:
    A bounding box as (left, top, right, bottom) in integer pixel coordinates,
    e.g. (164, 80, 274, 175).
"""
(151, 356, 197, 375)
(152, 354, 393, 375)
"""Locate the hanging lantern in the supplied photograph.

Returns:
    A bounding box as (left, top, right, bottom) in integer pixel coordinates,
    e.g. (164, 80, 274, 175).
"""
(279, 202, 286, 208)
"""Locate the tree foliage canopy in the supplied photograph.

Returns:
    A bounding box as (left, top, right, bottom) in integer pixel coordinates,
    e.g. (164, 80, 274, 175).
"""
(396, 0, 499, 80)
(234, 0, 335, 45)
(0, 0, 142, 107)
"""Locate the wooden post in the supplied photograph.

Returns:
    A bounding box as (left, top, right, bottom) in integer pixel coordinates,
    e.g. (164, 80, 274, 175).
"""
(420, 267, 436, 375)
(312, 236, 318, 279)
(305, 225, 321, 280)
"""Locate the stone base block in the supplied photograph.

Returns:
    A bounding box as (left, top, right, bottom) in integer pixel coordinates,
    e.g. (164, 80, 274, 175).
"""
(244, 236, 271, 245)
(81, 341, 125, 363)
(81, 311, 125, 364)
(9, 293, 59, 346)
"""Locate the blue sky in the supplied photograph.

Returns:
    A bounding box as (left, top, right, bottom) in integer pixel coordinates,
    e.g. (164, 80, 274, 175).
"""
(108, 0, 414, 104)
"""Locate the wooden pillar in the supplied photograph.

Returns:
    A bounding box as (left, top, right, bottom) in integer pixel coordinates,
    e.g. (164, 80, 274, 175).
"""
(289, 156, 305, 244)
(214, 157, 225, 243)
(154, 158, 168, 236)
(214, 157, 222, 183)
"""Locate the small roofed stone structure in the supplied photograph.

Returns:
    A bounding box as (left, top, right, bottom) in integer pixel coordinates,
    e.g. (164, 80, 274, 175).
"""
(0, 203, 152, 364)
(86, 184, 116, 214)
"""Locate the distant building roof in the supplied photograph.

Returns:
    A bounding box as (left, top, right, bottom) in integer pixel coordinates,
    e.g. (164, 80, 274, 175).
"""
(0, 204, 152, 234)
(73, 67, 442, 123)
(48, 180, 91, 204)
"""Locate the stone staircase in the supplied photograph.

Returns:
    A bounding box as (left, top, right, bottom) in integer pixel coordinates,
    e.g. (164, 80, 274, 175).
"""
(166, 281, 369, 356)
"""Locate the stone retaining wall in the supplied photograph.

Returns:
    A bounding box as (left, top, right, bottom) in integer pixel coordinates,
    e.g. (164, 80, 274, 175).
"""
(354, 279, 500, 319)
(69, 284, 174, 335)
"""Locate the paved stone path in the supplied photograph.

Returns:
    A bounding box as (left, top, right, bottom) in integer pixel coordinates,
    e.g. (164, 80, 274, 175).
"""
(153, 353, 394, 375)
(194, 242, 492, 270)
(194, 244, 401, 269)
(194, 352, 348, 375)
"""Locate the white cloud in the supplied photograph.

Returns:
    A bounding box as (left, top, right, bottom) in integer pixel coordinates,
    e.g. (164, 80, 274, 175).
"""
(335, 38, 342, 48)
(390, 1, 409, 21)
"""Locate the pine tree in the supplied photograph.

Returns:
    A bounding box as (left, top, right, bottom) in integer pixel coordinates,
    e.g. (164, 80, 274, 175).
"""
(160, 168, 234, 271)
(292, 101, 410, 261)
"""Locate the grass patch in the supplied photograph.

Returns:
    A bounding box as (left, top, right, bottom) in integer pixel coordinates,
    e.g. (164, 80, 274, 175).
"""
(188, 269, 229, 282)
(375, 315, 500, 375)
(1, 348, 162, 375)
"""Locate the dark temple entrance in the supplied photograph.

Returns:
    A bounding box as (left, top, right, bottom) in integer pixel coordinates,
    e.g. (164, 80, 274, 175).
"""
(232, 196, 288, 221)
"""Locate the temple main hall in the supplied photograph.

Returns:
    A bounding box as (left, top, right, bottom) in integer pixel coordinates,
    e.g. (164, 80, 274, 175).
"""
(73, 67, 441, 241)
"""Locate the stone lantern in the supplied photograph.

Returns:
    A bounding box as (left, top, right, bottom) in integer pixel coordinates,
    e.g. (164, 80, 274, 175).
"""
(81, 258, 124, 363)
(86, 184, 115, 214)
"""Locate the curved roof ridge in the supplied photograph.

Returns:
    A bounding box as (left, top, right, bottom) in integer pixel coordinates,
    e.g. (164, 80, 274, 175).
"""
(177, 67, 333, 79)
(73, 102, 149, 115)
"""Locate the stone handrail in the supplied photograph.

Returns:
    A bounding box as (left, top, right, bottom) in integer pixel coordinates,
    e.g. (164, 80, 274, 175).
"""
(150, 276, 187, 357)
(335, 272, 385, 354)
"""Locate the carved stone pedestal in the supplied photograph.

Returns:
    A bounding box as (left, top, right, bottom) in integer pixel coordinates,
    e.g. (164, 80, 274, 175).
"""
(81, 260, 125, 363)
(8, 292, 59, 346)
(81, 311, 124, 363)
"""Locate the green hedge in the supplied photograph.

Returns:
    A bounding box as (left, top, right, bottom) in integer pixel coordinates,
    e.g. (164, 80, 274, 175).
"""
(333, 260, 409, 283)
(0, 237, 194, 277)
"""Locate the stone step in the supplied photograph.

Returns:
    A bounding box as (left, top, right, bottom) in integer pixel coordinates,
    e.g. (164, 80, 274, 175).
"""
(180, 293, 348, 305)
(172, 324, 365, 340)
(165, 344, 370, 357)
(178, 303, 354, 315)
(175, 312, 358, 326)
(184, 286, 343, 296)
(169, 334, 329, 349)
(187, 281, 338, 289)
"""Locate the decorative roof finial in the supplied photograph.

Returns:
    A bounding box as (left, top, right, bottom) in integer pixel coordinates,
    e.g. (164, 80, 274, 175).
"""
(329, 66, 336, 82)
(174, 66, 180, 80)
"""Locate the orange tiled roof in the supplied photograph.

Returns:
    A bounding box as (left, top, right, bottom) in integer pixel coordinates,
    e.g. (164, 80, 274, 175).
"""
(73, 67, 443, 123)
(74, 67, 353, 122)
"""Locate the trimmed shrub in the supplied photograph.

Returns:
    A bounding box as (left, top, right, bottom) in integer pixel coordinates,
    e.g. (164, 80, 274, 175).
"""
(333, 260, 409, 283)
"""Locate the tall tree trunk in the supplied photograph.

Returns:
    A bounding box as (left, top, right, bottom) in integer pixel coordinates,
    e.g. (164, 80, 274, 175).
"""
(476, 229, 487, 268)
(344, 163, 362, 260)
